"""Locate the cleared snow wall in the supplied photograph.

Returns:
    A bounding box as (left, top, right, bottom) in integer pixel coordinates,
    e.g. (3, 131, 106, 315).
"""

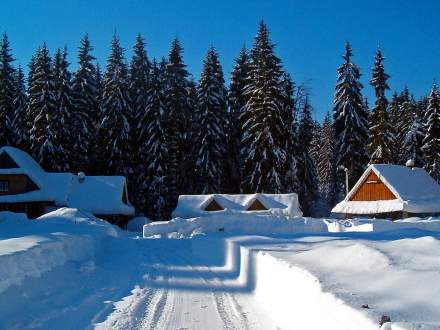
(0, 233, 95, 294)
(191, 237, 378, 329)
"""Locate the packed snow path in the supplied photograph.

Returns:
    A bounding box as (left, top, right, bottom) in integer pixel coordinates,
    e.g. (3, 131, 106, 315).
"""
(96, 240, 256, 330)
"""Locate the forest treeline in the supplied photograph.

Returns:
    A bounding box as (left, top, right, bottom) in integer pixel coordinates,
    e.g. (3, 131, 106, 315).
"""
(0, 21, 438, 218)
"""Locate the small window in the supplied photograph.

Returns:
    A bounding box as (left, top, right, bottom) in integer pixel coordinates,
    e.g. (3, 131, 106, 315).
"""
(0, 180, 9, 192)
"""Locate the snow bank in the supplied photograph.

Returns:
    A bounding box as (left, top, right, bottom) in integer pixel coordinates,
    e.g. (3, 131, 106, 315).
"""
(144, 213, 440, 238)
(0, 208, 119, 294)
(127, 216, 151, 232)
(143, 214, 327, 238)
(326, 217, 440, 233)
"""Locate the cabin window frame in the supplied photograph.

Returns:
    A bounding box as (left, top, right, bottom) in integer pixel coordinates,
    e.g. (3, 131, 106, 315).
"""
(0, 180, 9, 192)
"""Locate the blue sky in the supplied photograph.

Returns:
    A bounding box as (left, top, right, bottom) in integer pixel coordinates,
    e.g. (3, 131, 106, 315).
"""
(1, 0, 439, 120)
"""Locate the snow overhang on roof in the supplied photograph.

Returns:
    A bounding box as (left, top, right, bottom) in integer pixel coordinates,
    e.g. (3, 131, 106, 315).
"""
(172, 193, 302, 219)
(332, 164, 440, 215)
(0, 147, 134, 216)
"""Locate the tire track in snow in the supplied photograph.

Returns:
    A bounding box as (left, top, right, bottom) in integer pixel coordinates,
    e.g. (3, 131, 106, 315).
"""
(170, 249, 250, 330)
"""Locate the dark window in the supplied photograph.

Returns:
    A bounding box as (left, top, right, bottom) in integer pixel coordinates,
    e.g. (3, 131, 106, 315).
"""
(0, 152, 19, 169)
(0, 180, 9, 192)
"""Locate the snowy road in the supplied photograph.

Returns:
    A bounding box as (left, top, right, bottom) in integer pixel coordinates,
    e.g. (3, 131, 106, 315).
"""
(96, 240, 260, 330)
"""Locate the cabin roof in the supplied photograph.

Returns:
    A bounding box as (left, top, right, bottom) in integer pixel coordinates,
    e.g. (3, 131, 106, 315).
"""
(332, 164, 440, 215)
(0, 147, 134, 215)
(173, 193, 302, 218)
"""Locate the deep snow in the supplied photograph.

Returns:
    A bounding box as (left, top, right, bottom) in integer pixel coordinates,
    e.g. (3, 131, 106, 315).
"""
(1, 210, 440, 329)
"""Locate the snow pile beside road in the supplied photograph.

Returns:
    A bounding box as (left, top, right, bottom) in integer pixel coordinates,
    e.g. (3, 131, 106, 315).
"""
(326, 217, 440, 233)
(143, 213, 328, 237)
(261, 231, 440, 329)
(0, 208, 119, 294)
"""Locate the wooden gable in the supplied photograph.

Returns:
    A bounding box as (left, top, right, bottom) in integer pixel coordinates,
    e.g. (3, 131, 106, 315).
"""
(204, 199, 224, 211)
(350, 170, 397, 201)
(246, 198, 268, 211)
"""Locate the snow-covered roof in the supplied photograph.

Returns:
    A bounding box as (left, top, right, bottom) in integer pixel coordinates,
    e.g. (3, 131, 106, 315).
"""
(0, 147, 134, 215)
(332, 164, 440, 215)
(172, 193, 302, 218)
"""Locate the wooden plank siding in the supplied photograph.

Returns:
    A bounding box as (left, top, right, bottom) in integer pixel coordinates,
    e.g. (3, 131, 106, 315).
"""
(0, 174, 39, 196)
(350, 171, 397, 201)
(204, 199, 224, 211)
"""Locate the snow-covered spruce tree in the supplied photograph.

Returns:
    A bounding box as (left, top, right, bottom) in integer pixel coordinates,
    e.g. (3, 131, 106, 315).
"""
(395, 88, 416, 164)
(137, 59, 169, 219)
(194, 46, 228, 194)
(128, 34, 151, 210)
(368, 48, 394, 164)
(184, 78, 198, 194)
(422, 83, 440, 181)
(10, 66, 28, 149)
(71, 34, 98, 172)
(241, 21, 287, 193)
(0, 33, 16, 146)
(95, 34, 131, 176)
(280, 73, 299, 193)
(226, 46, 250, 193)
(164, 38, 190, 210)
(333, 43, 368, 195)
(315, 112, 337, 212)
(52, 47, 74, 170)
(28, 44, 65, 171)
(403, 110, 425, 168)
(296, 99, 318, 216)
(95, 63, 103, 111)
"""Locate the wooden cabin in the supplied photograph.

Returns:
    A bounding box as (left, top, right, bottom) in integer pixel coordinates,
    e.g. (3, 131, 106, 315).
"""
(0, 147, 135, 226)
(173, 193, 302, 219)
(332, 164, 440, 219)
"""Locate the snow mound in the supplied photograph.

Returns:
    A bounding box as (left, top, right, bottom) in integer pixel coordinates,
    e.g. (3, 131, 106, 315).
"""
(127, 216, 151, 232)
(144, 213, 327, 238)
(0, 208, 120, 294)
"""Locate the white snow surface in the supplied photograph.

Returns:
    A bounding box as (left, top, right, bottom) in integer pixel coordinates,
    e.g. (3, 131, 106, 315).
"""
(3, 209, 440, 329)
(333, 164, 440, 214)
(172, 193, 302, 218)
(0, 146, 134, 215)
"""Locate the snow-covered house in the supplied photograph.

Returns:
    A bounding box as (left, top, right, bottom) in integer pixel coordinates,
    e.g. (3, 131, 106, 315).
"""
(332, 164, 440, 219)
(172, 193, 302, 218)
(0, 147, 134, 226)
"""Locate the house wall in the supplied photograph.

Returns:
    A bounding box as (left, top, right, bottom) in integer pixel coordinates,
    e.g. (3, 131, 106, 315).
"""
(350, 171, 396, 201)
(0, 174, 39, 195)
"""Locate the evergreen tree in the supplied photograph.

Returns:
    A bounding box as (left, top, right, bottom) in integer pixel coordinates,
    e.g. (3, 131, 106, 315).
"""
(96, 34, 131, 176)
(0, 33, 16, 145)
(194, 46, 228, 193)
(52, 47, 73, 170)
(241, 21, 287, 193)
(296, 99, 318, 215)
(164, 38, 189, 210)
(184, 78, 198, 194)
(315, 112, 337, 211)
(227, 46, 250, 192)
(368, 48, 393, 164)
(333, 43, 368, 195)
(422, 83, 440, 181)
(280, 73, 299, 192)
(10, 66, 27, 149)
(403, 111, 425, 168)
(395, 88, 416, 164)
(95, 63, 103, 110)
(129, 34, 151, 210)
(138, 59, 169, 219)
(28, 44, 63, 170)
(71, 34, 97, 172)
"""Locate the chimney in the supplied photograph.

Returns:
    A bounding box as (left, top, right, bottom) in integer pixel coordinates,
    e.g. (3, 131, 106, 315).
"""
(77, 172, 86, 183)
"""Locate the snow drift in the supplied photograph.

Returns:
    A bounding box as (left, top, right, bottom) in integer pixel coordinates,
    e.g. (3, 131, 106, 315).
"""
(0, 208, 119, 294)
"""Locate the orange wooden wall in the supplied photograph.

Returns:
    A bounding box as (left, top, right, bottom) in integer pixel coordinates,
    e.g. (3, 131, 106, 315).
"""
(350, 171, 396, 201)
